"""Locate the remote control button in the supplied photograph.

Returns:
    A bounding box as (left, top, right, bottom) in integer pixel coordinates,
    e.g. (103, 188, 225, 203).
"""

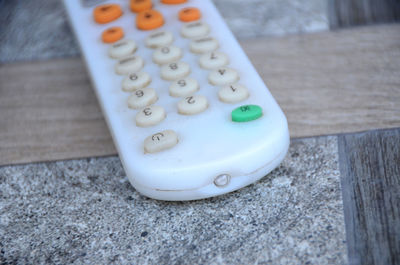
(180, 21, 209, 39)
(169, 77, 199, 97)
(101, 27, 124, 43)
(127, 87, 158, 109)
(144, 130, 178, 154)
(177, 95, 208, 115)
(208, 67, 239, 86)
(161, 0, 187, 4)
(122, 72, 151, 92)
(190, 37, 219, 54)
(108, 39, 137, 59)
(152, 46, 183, 65)
(136, 9, 164, 30)
(130, 0, 152, 13)
(199, 51, 229, 69)
(160, 61, 190, 81)
(145, 31, 174, 48)
(218, 84, 249, 103)
(231, 105, 263, 122)
(136, 105, 166, 127)
(115, 55, 144, 75)
(179, 7, 201, 22)
(93, 4, 123, 24)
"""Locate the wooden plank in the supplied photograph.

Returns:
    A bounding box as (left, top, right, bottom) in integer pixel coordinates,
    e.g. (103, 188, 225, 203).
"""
(1, 24, 400, 165)
(338, 128, 400, 265)
(329, 0, 400, 28)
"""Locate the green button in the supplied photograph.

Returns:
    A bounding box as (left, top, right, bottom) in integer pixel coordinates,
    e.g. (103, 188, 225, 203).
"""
(231, 104, 263, 122)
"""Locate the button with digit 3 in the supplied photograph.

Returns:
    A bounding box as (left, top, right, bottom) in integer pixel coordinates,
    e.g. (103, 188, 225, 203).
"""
(136, 105, 166, 127)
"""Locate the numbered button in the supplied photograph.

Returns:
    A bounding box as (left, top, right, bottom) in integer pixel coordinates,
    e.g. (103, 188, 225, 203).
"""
(115, 55, 144, 75)
(108, 39, 137, 59)
(190, 37, 218, 54)
(199, 51, 229, 69)
(127, 87, 157, 109)
(177, 95, 208, 115)
(136, 105, 166, 127)
(130, 0, 152, 13)
(208, 67, 239, 86)
(101, 27, 124, 43)
(180, 21, 209, 39)
(122, 72, 151, 92)
(169, 77, 199, 97)
(218, 84, 249, 103)
(179, 7, 201, 22)
(144, 130, 178, 154)
(160, 61, 190, 80)
(231, 105, 263, 122)
(145, 31, 174, 48)
(152, 46, 183, 65)
(93, 4, 123, 24)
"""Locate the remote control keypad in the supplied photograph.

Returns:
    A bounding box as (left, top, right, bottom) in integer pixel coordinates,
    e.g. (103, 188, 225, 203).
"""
(97, 4, 263, 153)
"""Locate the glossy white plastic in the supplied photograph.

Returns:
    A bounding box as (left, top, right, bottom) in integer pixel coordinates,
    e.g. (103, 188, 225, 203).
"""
(63, 0, 290, 201)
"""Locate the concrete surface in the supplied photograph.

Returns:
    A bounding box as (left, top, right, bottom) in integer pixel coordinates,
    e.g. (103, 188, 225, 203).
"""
(0, 136, 346, 264)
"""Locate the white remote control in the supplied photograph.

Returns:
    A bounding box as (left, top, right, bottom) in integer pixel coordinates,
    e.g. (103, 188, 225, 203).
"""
(63, 0, 290, 201)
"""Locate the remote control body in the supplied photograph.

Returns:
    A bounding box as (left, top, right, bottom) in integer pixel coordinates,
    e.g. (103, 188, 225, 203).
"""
(63, 0, 290, 201)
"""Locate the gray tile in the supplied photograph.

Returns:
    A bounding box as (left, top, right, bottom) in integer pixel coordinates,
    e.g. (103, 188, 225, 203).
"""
(0, 0, 329, 63)
(0, 136, 346, 264)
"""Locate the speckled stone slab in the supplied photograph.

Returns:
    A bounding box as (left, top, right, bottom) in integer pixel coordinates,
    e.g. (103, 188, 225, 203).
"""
(0, 0, 328, 63)
(0, 136, 346, 264)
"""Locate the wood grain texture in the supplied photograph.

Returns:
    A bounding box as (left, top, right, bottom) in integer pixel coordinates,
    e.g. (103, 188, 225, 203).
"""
(338, 128, 400, 265)
(1, 24, 400, 165)
(329, 0, 400, 28)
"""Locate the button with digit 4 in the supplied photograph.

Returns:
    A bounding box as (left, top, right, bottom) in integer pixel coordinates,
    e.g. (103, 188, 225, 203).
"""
(169, 77, 199, 97)
(152, 46, 183, 65)
(127, 87, 158, 109)
(199, 51, 229, 69)
(208, 67, 239, 86)
(177, 95, 208, 115)
(136, 105, 166, 127)
(108, 39, 137, 59)
(136, 9, 164, 30)
(190, 37, 219, 54)
(181, 21, 209, 39)
(122, 72, 151, 92)
(145, 31, 174, 48)
(115, 55, 144, 75)
(144, 130, 178, 154)
(218, 84, 249, 103)
(161, 61, 190, 80)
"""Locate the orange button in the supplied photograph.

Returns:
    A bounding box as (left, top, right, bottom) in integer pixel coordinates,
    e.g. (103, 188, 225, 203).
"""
(93, 4, 123, 24)
(179, 7, 201, 22)
(102, 27, 124, 43)
(161, 0, 187, 4)
(136, 10, 164, 30)
(130, 0, 152, 13)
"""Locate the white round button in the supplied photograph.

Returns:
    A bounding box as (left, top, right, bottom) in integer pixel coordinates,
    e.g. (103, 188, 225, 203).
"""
(145, 31, 174, 49)
(208, 67, 239, 86)
(108, 39, 137, 59)
(135, 105, 166, 127)
(199, 51, 229, 69)
(160, 61, 191, 81)
(218, 84, 249, 103)
(152, 46, 183, 65)
(127, 87, 158, 109)
(144, 130, 178, 154)
(190, 37, 219, 54)
(180, 21, 210, 39)
(115, 55, 144, 75)
(169, 77, 199, 97)
(177, 95, 208, 115)
(122, 72, 151, 92)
